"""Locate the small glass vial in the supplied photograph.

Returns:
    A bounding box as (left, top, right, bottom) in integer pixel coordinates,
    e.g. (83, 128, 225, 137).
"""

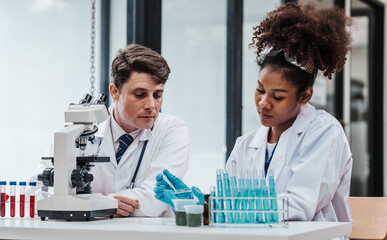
(9, 181, 16, 218)
(29, 182, 37, 218)
(0, 181, 6, 217)
(19, 181, 26, 218)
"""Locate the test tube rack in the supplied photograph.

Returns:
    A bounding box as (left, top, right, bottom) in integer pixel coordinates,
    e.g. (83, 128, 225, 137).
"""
(0, 181, 36, 219)
(209, 196, 289, 228)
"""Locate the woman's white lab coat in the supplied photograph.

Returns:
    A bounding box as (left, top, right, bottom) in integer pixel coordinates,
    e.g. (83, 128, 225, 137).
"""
(33, 112, 189, 217)
(226, 103, 353, 222)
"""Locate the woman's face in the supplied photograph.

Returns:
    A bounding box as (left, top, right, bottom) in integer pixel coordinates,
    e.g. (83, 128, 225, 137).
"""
(255, 66, 309, 132)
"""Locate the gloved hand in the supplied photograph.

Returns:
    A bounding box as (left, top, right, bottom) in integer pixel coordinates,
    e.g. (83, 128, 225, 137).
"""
(191, 186, 205, 205)
(157, 169, 190, 191)
(160, 186, 205, 208)
(154, 169, 205, 208)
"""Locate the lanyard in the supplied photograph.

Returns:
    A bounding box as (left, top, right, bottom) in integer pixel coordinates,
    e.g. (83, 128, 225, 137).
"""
(264, 140, 279, 176)
(128, 126, 153, 189)
(128, 140, 148, 189)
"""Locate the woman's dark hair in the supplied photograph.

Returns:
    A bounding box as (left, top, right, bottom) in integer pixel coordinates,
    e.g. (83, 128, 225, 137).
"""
(250, 2, 352, 95)
(111, 44, 171, 91)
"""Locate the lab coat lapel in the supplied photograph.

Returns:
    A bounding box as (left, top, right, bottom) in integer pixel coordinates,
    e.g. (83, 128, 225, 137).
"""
(267, 129, 290, 181)
(249, 127, 269, 171)
(95, 116, 116, 167)
(267, 104, 316, 181)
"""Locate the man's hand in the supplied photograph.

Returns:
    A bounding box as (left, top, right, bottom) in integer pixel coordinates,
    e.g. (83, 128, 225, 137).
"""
(110, 194, 140, 217)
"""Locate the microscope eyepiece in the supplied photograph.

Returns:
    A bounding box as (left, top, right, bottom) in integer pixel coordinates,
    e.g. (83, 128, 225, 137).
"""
(79, 93, 93, 104)
(93, 93, 108, 105)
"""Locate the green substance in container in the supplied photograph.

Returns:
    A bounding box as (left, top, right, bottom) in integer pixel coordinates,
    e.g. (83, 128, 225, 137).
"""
(186, 213, 202, 227)
(175, 211, 186, 226)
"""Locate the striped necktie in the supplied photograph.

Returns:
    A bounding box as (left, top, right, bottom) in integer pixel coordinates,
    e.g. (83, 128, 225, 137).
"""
(116, 134, 134, 164)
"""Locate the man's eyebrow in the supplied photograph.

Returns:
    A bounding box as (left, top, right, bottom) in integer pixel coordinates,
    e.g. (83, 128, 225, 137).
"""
(133, 88, 147, 91)
(133, 88, 164, 92)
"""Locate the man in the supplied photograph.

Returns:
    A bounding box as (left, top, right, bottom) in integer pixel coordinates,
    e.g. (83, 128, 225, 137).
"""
(35, 44, 189, 217)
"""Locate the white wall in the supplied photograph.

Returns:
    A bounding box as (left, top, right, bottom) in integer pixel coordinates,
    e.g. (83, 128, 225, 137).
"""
(0, 0, 101, 182)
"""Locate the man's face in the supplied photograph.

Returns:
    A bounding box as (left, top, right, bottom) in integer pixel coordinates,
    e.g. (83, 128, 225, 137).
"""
(110, 72, 164, 132)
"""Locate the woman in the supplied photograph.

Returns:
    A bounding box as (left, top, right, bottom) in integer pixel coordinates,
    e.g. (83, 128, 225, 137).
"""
(155, 2, 353, 223)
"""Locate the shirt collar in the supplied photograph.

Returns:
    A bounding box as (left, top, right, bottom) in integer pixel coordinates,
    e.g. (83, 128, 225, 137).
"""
(110, 108, 128, 143)
(249, 126, 270, 148)
(291, 103, 316, 134)
(248, 103, 316, 148)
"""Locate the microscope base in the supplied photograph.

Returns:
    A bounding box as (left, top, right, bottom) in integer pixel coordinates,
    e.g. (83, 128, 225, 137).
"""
(37, 193, 118, 221)
(38, 208, 116, 221)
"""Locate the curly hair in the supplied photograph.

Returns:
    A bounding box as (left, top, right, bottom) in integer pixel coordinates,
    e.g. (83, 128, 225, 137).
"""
(250, 2, 352, 82)
(111, 44, 171, 91)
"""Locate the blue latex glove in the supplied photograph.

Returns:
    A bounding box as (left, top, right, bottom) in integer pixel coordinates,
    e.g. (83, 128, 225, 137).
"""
(161, 187, 205, 208)
(159, 169, 190, 190)
(192, 186, 205, 205)
(154, 169, 205, 208)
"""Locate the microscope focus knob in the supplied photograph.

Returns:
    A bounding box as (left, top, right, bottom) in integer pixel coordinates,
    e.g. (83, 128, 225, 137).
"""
(71, 169, 94, 188)
(38, 168, 54, 187)
(84, 172, 94, 182)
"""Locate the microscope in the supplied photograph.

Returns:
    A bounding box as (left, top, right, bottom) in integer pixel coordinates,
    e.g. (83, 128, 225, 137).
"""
(37, 93, 117, 221)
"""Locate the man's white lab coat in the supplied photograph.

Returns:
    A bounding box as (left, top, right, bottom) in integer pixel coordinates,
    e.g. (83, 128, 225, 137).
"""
(34, 112, 189, 217)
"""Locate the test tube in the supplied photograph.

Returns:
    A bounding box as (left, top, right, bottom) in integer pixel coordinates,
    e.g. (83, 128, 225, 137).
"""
(245, 171, 255, 223)
(230, 175, 240, 223)
(253, 171, 264, 223)
(19, 181, 26, 218)
(237, 176, 247, 223)
(222, 171, 233, 223)
(0, 181, 6, 217)
(10, 181, 16, 218)
(29, 182, 36, 218)
(260, 170, 271, 223)
(216, 169, 225, 223)
(268, 170, 279, 223)
(163, 173, 191, 194)
(210, 186, 217, 223)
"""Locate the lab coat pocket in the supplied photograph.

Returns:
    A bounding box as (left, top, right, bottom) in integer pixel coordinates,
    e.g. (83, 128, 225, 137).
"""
(276, 166, 294, 193)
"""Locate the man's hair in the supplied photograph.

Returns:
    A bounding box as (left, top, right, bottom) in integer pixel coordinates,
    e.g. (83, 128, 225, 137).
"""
(111, 44, 171, 91)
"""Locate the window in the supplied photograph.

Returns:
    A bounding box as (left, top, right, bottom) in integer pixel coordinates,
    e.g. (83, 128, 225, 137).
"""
(0, 0, 101, 180)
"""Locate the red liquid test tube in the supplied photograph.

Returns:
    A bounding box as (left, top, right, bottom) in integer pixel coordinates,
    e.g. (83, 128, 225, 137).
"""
(10, 181, 16, 218)
(29, 182, 36, 218)
(19, 181, 26, 218)
(0, 181, 6, 217)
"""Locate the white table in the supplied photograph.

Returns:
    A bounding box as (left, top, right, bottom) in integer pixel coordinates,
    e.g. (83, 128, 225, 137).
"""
(0, 217, 351, 240)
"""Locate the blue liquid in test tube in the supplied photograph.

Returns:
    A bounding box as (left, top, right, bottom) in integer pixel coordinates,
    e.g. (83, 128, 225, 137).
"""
(230, 175, 240, 223)
(253, 176, 264, 223)
(216, 169, 225, 223)
(260, 176, 271, 223)
(245, 175, 255, 223)
(223, 172, 233, 223)
(210, 186, 217, 223)
(268, 170, 279, 223)
(238, 177, 248, 223)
